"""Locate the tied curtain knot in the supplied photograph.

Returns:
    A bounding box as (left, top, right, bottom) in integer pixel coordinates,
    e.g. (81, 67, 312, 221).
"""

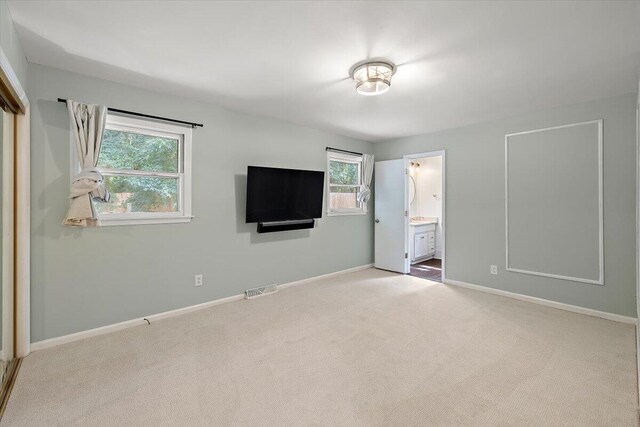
(69, 167, 110, 203)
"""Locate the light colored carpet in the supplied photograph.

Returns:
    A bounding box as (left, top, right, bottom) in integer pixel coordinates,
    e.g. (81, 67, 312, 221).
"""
(3, 268, 638, 426)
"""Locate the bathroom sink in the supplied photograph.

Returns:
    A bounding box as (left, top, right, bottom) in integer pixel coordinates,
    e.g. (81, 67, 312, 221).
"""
(410, 217, 438, 226)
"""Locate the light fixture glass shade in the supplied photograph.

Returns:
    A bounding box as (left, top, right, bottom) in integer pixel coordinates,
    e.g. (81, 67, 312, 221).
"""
(351, 61, 396, 96)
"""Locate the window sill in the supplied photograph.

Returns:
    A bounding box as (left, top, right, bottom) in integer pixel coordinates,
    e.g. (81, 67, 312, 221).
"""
(98, 216, 193, 227)
(326, 211, 368, 217)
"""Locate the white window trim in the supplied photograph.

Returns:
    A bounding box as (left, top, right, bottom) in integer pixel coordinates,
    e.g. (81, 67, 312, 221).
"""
(326, 151, 367, 216)
(70, 114, 193, 226)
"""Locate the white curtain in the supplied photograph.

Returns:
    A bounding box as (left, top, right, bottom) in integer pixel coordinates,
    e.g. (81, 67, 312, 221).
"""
(357, 153, 374, 204)
(63, 100, 110, 227)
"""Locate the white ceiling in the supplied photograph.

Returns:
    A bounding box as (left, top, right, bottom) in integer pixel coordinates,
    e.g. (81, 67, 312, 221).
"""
(8, 1, 640, 142)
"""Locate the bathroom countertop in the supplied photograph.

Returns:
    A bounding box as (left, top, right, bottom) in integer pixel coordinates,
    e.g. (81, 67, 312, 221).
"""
(410, 217, 438, 226)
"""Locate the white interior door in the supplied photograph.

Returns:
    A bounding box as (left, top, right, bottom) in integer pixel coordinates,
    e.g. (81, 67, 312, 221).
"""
(374, 159, 408, 273)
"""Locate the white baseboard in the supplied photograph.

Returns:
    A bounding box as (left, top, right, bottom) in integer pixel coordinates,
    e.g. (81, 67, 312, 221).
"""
(30, 318, 151, 352)
(278, 264, 373, 290)
(444, 278, 636, 325)
(30, 264, 374, 352)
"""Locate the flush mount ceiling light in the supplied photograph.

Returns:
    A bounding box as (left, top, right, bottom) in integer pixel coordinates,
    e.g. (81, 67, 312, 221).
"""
(350, 60, 397, 96)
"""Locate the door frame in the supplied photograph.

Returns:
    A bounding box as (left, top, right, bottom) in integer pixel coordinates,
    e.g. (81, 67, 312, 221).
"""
(403, 150, 446, 281)
(0, 48, 30, 358)
(1, 111, 14, 362)
(635, 76, 639, 406)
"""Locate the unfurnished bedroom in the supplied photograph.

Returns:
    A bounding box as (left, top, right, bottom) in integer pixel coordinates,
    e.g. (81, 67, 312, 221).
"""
(0, 1, 638, 426)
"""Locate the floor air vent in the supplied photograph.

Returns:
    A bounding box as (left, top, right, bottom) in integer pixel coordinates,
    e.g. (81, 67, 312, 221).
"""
(244, 284, 278, 300)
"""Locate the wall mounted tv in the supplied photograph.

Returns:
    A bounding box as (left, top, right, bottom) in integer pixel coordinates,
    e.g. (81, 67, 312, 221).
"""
(246, 166, 325, 233)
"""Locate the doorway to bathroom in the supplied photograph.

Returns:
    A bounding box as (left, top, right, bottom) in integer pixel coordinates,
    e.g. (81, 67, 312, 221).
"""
(405, 151, 445, 282)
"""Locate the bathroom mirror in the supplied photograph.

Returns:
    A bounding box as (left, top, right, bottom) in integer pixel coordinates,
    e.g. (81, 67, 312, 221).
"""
(409, 175, 416, 205)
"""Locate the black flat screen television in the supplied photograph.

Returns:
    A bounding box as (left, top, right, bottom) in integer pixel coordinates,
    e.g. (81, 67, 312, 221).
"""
(246, 166, 325, 223)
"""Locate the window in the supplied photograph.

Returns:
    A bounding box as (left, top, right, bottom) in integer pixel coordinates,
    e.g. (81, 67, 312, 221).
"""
(74, 114, 192, 226)
(326, 151, 366, 215)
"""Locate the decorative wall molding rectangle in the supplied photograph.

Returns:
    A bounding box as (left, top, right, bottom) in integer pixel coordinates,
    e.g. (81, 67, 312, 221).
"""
(505, 120, 603, 285)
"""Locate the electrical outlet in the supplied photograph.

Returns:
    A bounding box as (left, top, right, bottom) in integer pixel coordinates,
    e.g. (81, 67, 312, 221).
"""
(194, 274, 203, 287)
(490, 265, 498, 275)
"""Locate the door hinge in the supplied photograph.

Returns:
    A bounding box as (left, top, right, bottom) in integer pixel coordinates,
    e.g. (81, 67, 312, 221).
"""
(405, 253, 408, 259)
(405, 210, 408, 217)
(405, 168, 409, 175)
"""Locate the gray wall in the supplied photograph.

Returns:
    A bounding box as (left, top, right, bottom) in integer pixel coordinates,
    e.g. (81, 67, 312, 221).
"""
(0, 0, 27, 86)
(375, 93, 637, 317)
(27, 60, 637, 342)
(28, 63, 374, 342)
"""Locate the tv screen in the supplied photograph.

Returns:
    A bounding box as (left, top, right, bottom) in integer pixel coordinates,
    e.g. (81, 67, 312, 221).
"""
(246, 166, 325, 223)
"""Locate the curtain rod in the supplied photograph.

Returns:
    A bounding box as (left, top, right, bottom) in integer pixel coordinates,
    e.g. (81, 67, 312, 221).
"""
(326, 147, 363, 156)
(57, 98, 204, 128)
